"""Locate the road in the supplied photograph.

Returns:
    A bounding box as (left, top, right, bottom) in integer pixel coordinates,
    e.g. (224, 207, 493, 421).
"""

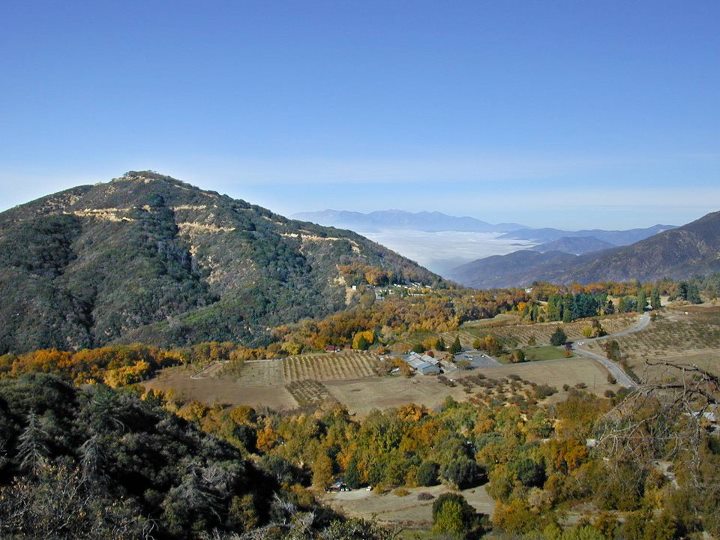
(572, 313, 651, 388)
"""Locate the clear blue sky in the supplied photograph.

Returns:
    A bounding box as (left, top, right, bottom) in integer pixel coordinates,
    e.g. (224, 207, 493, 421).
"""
(1, 0, 718, 229)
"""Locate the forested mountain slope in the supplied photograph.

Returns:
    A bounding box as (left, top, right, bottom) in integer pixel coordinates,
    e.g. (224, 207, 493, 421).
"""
(451, 210, 720, 288)
(0, 171, 440, 353)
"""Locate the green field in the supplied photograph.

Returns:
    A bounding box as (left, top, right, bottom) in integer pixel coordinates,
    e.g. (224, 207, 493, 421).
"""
(499, 345, 572, 363)
(522, 345, 571, 361)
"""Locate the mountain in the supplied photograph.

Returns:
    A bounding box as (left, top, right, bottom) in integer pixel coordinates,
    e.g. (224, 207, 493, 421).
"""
(292, 209, 525, 233)
(0, 171, 441, 354)
(531, 236, 616, 255)
(450, 211, 720, 288)
(499, 224, 675, 245)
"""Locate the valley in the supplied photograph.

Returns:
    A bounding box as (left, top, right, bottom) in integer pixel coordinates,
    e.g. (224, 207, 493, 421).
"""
(142, 312, 647, 416)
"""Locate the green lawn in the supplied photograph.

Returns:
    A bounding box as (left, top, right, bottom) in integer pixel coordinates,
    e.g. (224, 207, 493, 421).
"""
(522, 345, 572, 361)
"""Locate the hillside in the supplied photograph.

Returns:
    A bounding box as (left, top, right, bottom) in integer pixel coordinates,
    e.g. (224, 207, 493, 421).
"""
(451, 210, 720, 288)
(531, 236, 615, 255)
(293, 209, 524, 233)
(0, 171, 441, 353)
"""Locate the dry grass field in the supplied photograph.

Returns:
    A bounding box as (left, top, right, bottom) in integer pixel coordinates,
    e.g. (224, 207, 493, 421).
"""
(456, 358, 616, 405)
(143, 365, 298, 410)
(322, 484, 494, 529)
(457, 313, 639, 348)
(144, 345, 618, 414)
(584, 305, 720, 382)
(144, 352, 382, 412)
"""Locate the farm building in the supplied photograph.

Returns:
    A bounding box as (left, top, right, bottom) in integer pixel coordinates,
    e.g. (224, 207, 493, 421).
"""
(403, 352, 441, 375)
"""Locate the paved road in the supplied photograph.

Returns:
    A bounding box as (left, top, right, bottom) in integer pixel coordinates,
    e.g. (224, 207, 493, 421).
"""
(572, 313, 651, 388)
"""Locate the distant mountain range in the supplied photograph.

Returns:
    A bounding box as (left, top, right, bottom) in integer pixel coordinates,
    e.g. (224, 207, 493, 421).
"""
(295, 209, 680, 277)
(499, 224, 676, 245)
(293, 209, 525, 233)
(450, 211, 720, 288)
(531, 236, 616, 256)
(0, 172, 440, 353)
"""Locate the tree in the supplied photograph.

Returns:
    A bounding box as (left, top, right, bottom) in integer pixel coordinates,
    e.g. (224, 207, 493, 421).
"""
(352, 330, 374, 350)
(432, 493, 483, 538)
(650, 288, 662, 310)
(546, 295, 563, 321)
(562, 294, 574, 323)
(550, 328, 567, 346)
(417, 461, 439, 486)
(510, 349, 526, 363)
(312, 452, 334, 489)
(440, 458, 481, 489)
(344, 457, 361, 489)
(449, 336, 462, 355)
(604, 340, 621, 362)
(411, 343, 425, 354)
(636, 289, 647, 313)
(17, 411, 49, 474)
(687, 284, 702, 304)
(513, 458, 546, 488)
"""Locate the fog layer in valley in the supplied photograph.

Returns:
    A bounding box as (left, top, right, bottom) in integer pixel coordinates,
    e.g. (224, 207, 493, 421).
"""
(360, 230, 537, 276)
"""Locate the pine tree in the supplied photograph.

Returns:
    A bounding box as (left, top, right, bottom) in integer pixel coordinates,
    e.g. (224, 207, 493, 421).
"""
(637, 289, 647, 313)
(17, 411, 49, 474)
(449, 336, 462, 355)
(562, 294, 574, 323)
(344, 457, 361, 489)
(687, 284, 702, 304)
(550, 327, 568, 346)
(651, 288, 662, 310)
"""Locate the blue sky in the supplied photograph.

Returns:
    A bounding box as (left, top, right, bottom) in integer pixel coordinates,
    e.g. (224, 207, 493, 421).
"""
(1, 0, 718, 229)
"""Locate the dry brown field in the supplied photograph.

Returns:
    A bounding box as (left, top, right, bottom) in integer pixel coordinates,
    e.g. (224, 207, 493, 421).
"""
(583, 306, 720, 382)
(322, 484, 494, 529)
(457, 313, 639, 348)
(143, 365, 298, 410)
(143, 348, 617, 414)
(457, 358, 616, 404)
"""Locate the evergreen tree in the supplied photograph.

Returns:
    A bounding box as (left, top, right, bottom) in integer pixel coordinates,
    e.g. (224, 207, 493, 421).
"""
(449, 336, 462, 355)
(17, 411, 49, 475)
(651, 288, 662, 310)
(637, 289, 647, 313)
(562, 294, 574, 323)
(546, 295, 563, 321)
(678, 282, 689, 301)
(550, 327, 567, 346)
(687, 284, 702, 304)
(344, 457, 361, 489)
